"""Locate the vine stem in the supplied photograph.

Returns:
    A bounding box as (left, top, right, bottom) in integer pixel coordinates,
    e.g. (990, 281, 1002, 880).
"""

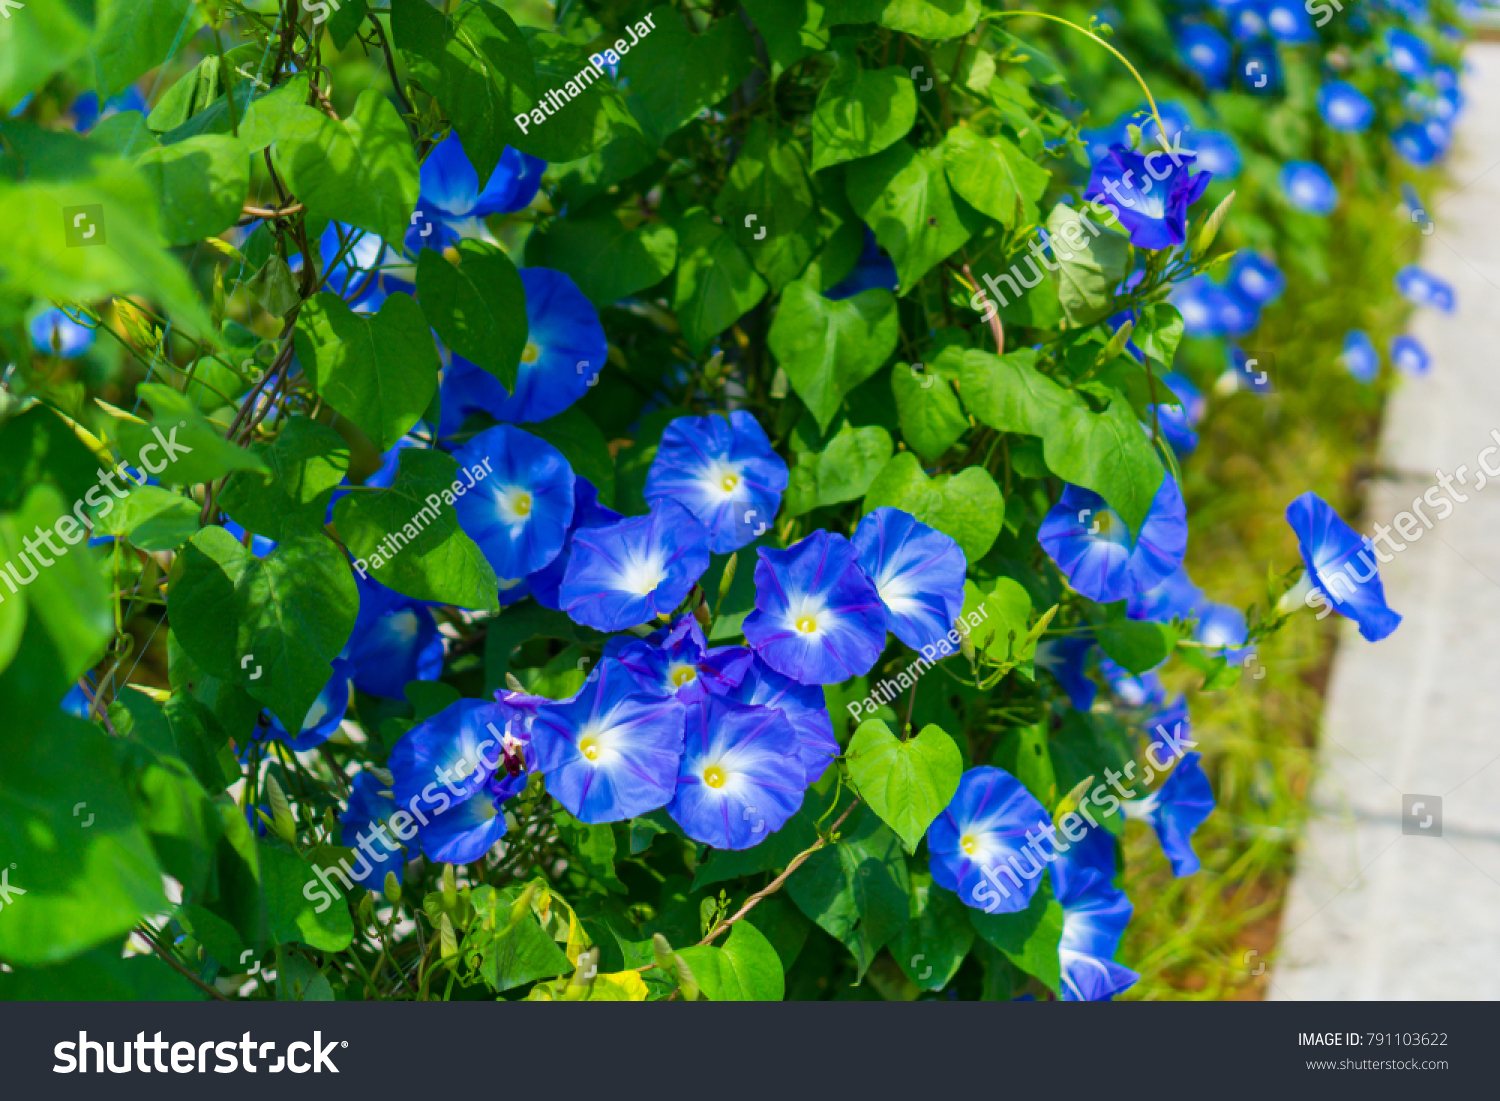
(696, 798, 861, 948)
(986, 10, 1165, 138)
(137, 924, 230, 1001)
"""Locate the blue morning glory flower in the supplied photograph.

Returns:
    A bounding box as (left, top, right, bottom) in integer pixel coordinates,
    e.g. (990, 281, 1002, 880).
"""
(529, 477, 621, 611)
(1279, 161, 1338, 215)
(1396, 265, 1455, 312)
(667, 695, 806, 850)
(1223, 345, 1275, 394)
(1035, 637, 1097, 711)
(450, 423, 575, 583)
(341, 574, 446, 699)
(1085, 144, 1212, 250)
(406, 133, 545, 252)
(1341, 330, 1380, 382)
(743, 529, 887, 685)
(707, 654, 839, 784)
(1228, 251, 1286, 305)
(390, 697, 508, 814)
(1227, 2, 1269, 40)
(30, 308, 96, 357)
(530, 658, 687, 823)
(1177, 23, 1232, 87)
(1393, 121, 1442, 166)
(340, 771, 408, 884)
(1122, 751, 1215, 876)
(260, 658, 354, 751)
(928, 767, 1051, 914)
(1384, 27, 1432, 78)
(851, 507, 967, 653)
(1134, 101, 1196, 150)
(70, 87, 147, 133)
(1263, 0, 1315, 41)
(825, 228, 899, 300)
(1037, 476, 1189, 604)
(559, 498, 711, 632)
(1190, 130, 1242, 179)
(1055, 868, 1139, 1001)
(1171, 276, 1258, 338)
(1285, 491, 1402, 641)
(1128, 563, 1205, 623)
(644, 411, 789, 553)
(1100, 658, 1166, 708)
(1236, 39, 1282, 94)
(222, 519, 276, 558)
(1432, 63, 1458, 93)
(609, 614, 754, 700)
(419, 784, 512, 864)
(1390, 334, 1431, 375)
(1317, 80, 1375, 132)
(1048, 820, 1116, 902)
(1150, 371, 1205, 456)
(1196, 602, 1247, 655)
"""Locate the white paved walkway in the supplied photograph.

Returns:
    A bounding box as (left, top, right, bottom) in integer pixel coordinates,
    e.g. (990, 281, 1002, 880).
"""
(1271, 43, 1500, 1000)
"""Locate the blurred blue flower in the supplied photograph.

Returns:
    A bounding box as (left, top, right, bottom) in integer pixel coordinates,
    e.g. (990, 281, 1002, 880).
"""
(1128, 563, 1205, 622)
(1341, 330, 1380, 382)
(1122, 751, 1215, 875)
(743, 530, 886, 685)
(342, 573, 446, 699)
(1225, 345, 1275, 393)
(1236, 39, 1283, 93)
(1055, 868, 1139, 1000)
(1149, 371, 1204, 456)
(1196, 602, 1248, 655)
(707, 654, 838, 784)
(1317, 79, 1375, 131)
(1100, 657, 1166, 708)
(1392, 120, 1443, 165)
(929, 767, 1050, 913)
(70, 87, 147, 132)
(30, 308, 96, 357)
(1227, 251, 1286, 305)
(1390, 334, 1431, 374)
(450, 424, 574, 585)
(1176, 23, 1232, 86)
(1171, 275, 1259, 338)
(1285, 491, 1402, 641)
(1263, 0, 1316, 41)
(1037, 476, 1189, 604)
(1227, 3, 1269, 40)
(1190, 130, 1242, 179)
(1279, 161, 1338, 214)
(559, 498, 710, 631)
(340, 771, 408, 885)
(667, 696, 806, 849)
(644, 411, 788, 553)
(1384, 26, 1432, 78)
(1035, 637, 1097, 711)
(529, 477, 621, 611)
(851, 507, 967, 653)
(530, 658, 686, 823)
(1085, 144, 1211, 250)
(406, 134, 544, 252)
(1396, 265, 1455, 312)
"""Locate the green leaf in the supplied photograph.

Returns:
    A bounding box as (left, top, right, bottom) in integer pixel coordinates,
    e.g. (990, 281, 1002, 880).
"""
(556, 812, 625, 893)
(261, 844, 354, 952)
(968, 877, 1063, 994)
(165, 526, 358, 732)
(767, 277, 897, 431)
(892, 361, 968, 460)
(235, 76, 312, 153)
(519, 31, 644, 163)
(117, 382, 269, 487)
(617, 6, 755, 143)
(0, 709, 165, 965)
(809, 61, 916, 173)
(294, 290, 441, 451)
(0, 403, 103, 511)
(1095, 617, 1177, 674)
(271, 90, 419, 246)
(0, 942, 198, 1000)
(715, 118, 815, 258)
(474, 890, 572, 992)
(740, 0, 829, 72)
(114, 687, 232, 795)
(672, 208, 769, 354)
(89, 0, 202, 97)
(846, 720, 962, 852)
(891, 872, 975, 991)
(390, 0, 536, 181)
(527, 405, 616, 507)
(959, 577, 1038, 671)
(786, 806, 910, 979)
(862, 451, 1002, 563)
(326, 0, 369, 50)
(846, 140, 982, 293)
(0, 0, 95, 107)
(218, 417, 351, 541)
(1046, 202, 1129, 326)
(822, 0, 979, 37)
(1133, 303, 1185, 367)
(332, 448, 500, 612)
(941, 127, 1048, 230)
(677, 919, 785, 1000)
(527, 214, 677, 308)
(784, 423, 892, 517)
(416, 239, 528, 393)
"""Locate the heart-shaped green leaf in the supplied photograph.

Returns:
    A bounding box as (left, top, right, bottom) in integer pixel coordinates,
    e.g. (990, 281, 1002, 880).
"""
(846, 719, 963, 852)
(768, 277, 898, 430)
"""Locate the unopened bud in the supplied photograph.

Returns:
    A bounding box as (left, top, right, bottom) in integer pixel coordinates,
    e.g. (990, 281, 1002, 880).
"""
(718, 552, 738, 602)
(506, 881, 538, 933)
(263, 774, 297, 846)
(441, 863, 458, 910)
(505, 673, 525, 692)
(383, 870, 402, 904)
(439, 913, 458, 960)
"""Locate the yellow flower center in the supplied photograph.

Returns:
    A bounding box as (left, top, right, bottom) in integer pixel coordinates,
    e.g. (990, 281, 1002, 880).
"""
(703, 765, 726, 789)
(580, 736, 601, 762)
(511, 491, 532, 517)
(521, 342, 541, 364)
(960, 834, 979, 856)
(796, 615, 818, 634)
(670, 665, 697, 687)
(721, 472, 739, 493)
